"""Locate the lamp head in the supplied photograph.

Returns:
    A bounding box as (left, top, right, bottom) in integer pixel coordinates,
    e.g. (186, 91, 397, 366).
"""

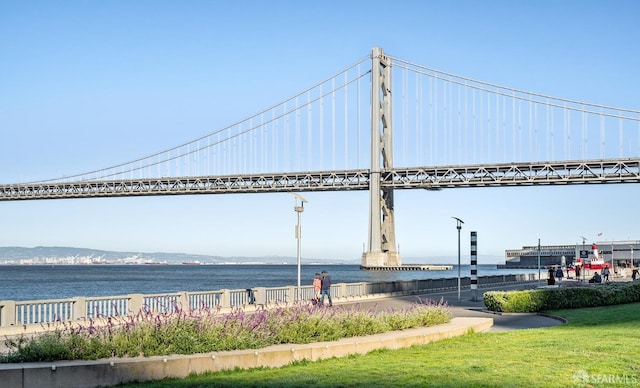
(451, 217, 464, 229)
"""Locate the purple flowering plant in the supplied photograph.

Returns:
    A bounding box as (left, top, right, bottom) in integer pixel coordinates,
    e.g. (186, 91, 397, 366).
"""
(1, 297, 451, 362)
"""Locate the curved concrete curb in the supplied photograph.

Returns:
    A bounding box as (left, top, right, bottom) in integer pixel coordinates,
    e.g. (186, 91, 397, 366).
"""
(0, 317, 492, 388)
(480, 309, 568, 324)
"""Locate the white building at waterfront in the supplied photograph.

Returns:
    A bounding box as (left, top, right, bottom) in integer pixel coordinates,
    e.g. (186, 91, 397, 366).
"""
(502, 240, 639, 269)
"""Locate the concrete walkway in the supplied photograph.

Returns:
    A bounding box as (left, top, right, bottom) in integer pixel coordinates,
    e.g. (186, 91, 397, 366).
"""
(0, 282, 564, 387)
(336, 281, 565, 332)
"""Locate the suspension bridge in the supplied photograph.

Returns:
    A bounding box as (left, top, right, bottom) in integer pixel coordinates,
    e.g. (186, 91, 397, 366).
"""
(1, 47, 639, 268)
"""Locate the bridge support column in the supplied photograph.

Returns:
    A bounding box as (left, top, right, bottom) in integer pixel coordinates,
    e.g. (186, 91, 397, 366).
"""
(362, 47, 401, 268)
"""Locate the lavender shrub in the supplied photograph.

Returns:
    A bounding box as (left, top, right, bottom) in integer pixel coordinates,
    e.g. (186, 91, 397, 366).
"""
(1, 298, 451, 362)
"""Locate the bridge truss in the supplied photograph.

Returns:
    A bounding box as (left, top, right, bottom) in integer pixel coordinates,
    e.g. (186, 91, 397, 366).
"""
(2, 158, 638, 200)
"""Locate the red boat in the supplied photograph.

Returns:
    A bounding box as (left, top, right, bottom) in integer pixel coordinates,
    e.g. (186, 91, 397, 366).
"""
(572, 243, 611, 270)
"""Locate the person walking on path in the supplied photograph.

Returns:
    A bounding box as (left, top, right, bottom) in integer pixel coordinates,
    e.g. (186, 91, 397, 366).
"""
(312, 273, 322, 304)
(602, 266, 611, 282)
(547, 267, 555, 285)
(555, 267, 564, 286)
(320, 270, 333, 306)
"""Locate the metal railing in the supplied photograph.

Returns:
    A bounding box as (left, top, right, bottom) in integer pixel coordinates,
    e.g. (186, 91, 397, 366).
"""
(0, 274, 543, 327)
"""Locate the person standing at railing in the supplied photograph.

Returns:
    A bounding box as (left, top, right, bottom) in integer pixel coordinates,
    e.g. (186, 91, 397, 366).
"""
(320, 270, 332, 307)
(313, 273, 322, 304)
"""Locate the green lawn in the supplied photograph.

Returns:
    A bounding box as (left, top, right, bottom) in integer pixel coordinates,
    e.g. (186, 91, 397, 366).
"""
(121, 303, 640, 387)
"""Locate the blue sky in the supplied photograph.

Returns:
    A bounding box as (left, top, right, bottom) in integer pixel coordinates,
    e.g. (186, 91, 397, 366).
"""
(1, 1, 639, 263)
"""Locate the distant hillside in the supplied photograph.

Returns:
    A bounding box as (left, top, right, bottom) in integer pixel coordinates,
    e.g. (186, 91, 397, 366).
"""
(0, 246, 358, 265)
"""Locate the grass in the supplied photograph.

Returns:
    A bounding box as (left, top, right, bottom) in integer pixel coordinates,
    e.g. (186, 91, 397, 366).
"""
(119, 302, 640, 387)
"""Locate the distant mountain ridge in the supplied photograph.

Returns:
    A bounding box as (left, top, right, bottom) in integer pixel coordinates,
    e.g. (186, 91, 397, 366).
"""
(0, 246, 503, 265)
(0, 246, 358, 264)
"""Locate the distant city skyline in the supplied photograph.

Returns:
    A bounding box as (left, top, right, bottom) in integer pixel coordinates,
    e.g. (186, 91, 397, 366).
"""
(1, 1, 638, 262)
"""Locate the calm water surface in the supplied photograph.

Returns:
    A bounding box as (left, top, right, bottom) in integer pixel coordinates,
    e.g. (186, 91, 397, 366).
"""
(0, 264, 538, 301)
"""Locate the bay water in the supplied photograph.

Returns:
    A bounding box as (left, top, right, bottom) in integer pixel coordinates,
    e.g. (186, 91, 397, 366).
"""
(0, 264, 538, 302)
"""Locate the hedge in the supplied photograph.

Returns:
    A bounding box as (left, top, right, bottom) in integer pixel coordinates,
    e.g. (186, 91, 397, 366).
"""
(483, 281, 640, 313)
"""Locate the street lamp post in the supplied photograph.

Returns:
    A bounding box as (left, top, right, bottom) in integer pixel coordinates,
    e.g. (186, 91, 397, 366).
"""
(580, 236, 587, 282)
(292, 194, 308, 302)
(537, 239, 541, 287)
(452, 217, 464, 301)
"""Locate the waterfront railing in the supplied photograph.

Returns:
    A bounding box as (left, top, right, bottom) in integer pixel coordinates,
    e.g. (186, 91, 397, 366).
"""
(0, 273, 543, 328)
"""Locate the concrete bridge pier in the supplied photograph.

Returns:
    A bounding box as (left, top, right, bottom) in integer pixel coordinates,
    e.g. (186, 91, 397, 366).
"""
(362, 46, 401, 269)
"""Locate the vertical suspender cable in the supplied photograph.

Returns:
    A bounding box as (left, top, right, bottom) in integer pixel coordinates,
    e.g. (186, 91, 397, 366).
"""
(517, 97, 521, 161)
(332, 78, 336, 170)
(512, 92, 516, 162)
(480, 91, 484, 163)
(307, 91, 312, 171)
(319, 84, 324, 170)
(581, 108, 586, 159)
(344, 72, 349, 169)
(260, 114, 265, 173)
(619, 114, 623, 158)
(356, 64, 361, 168)
(206, 136, 210, 176)
(566, 106, 570, 160)
(464, 83, 468, 164)
(186, 144, 190, 176)
(401, 67, 406, 166)
(443, 80, 447, 163)
(457, 83, 461, 164)
(547, 98, 553, 160)
(600, 111, 605, 159)
(534, 103, 538, 160)
(502, 95, 506, 162)
(449, 79, 453, 163)
(472, 89, 476, 163)
(284, 102, 289, 172)
(419, 73, 423, 166)
(496, 92, 500, 161)
(295, 97, 300, 172)
(196, 140, 200, 176)
(487, 90, 491, 163)
(272, 110, 277, 172)
(529, 97, 533, 160)
(415, 74, 422, 164)
(428, 76, 432, 165)
(434, 75, 439, 163)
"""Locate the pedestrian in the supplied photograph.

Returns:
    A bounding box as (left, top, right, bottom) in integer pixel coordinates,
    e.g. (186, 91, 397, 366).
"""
(632, 268, 639, 281)
(320, 270, 333, 306)
(555, 266, 564, 286)
(547, 267, 555, 285)
(312, 273, 322, 304)
(575, 265, 581, 280)
(602, 266, 610, 282)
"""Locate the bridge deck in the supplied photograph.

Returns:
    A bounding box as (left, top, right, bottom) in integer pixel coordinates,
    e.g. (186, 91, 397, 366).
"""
(1, 158, 639, 201)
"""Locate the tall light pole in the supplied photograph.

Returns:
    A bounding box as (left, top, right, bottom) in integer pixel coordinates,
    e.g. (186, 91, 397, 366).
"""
(537, 239, 541, 287)
(580, 235, 587, 281)
(292, 193, 308, 302)
(452, 217, 464, 301)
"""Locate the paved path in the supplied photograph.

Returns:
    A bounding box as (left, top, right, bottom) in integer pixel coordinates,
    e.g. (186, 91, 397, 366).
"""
(337, 281, 565, 332)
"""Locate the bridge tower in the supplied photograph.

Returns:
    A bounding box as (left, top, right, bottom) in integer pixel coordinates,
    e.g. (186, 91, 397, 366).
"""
(361, 47, 401, 268)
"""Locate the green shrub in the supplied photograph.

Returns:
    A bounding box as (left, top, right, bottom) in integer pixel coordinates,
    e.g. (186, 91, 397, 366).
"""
(484, 281, 640, 313)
